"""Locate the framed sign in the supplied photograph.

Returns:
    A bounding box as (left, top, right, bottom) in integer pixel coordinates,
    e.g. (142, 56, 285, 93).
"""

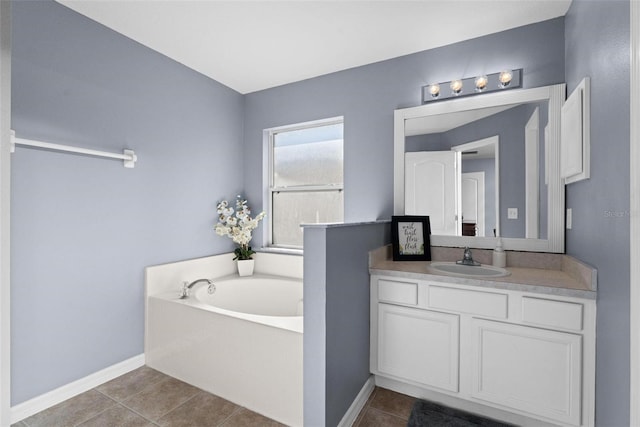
(391, 215, 431, 261)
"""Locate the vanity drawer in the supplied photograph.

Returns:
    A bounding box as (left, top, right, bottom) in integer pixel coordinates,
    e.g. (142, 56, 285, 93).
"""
(428, 285, 507, 318)
(521, 297, 583, 331)
(378, 278, 418, 305)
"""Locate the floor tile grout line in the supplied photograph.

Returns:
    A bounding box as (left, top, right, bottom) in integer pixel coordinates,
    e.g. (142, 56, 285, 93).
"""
(99, 374, 178, 423)
(109, 402, 161, 426)
(157, 390, 202, 421)
(93, 368, 174, 405)
(117, 399, 168, 425)
(218, 405, 247, 427)
(70, 392, 120, 427)
(21, 371, 172, 427)
(92, 388, 120, 404)
(88, 389, 160, 425)
(366, 406, 411, 422)
(20, 389, 119, 427)
(367, 387, 416, 421)
(98, 373, 173, 404)
(98, 376, 173, 426)
(349, 387, 382, 427)
(353, 401, 371, 427)
(118, 386, 202, 424)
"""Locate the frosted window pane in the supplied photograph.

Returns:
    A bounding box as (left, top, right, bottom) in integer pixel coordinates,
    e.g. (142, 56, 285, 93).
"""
(273, 191, 344, 247)
(273, 124, 343, 187)
(274, 123, 343, 147)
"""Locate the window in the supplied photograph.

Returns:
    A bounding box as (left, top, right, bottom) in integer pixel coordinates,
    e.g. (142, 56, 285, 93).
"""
(267, 117, 344, 248)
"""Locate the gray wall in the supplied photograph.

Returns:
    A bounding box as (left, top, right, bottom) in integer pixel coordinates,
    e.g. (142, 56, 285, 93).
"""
(11, 1, 243, 404)
(303, 222, 389, 426)
(243, 18, 566, 249)
(564, 1, 630, 425)
(302, 226, 327, 427)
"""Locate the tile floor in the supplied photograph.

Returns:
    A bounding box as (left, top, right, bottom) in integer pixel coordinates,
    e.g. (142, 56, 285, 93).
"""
(353, 386, 416, 427)
(12, 366, 416, 427)
(12, 366, 286, 427)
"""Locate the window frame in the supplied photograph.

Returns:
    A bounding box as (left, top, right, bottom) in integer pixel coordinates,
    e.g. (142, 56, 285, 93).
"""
(264, 116, 344, 250)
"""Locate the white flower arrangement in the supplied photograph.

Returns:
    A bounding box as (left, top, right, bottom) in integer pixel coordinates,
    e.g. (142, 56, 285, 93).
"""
(214, 195, 266, 260)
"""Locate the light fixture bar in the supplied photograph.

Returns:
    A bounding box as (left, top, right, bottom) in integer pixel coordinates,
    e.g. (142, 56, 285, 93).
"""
(422, 69, 522, 103)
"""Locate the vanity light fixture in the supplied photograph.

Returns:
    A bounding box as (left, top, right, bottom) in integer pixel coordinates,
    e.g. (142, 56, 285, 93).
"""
(422, 69, 522, 103)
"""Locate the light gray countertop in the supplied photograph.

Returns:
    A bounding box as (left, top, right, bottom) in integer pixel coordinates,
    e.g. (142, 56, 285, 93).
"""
(369, 246, 597, 300)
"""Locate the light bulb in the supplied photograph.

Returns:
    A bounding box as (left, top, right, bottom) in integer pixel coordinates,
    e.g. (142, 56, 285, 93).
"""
(450, 79, 463, 95)
(428, 83, 440, 98)
(499, 70, 513, 88)
(475, 75, 488, 92)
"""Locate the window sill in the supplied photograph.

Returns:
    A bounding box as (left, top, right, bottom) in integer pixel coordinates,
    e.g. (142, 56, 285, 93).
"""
(259, 247, 304, 256)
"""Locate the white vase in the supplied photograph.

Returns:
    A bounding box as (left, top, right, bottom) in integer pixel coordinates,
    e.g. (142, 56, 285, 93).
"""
(237, 259, 255, 276)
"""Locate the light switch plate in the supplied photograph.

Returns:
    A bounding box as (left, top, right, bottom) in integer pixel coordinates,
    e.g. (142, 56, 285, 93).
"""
(566, 208, 572, 229)
(507, 208, 518, 219)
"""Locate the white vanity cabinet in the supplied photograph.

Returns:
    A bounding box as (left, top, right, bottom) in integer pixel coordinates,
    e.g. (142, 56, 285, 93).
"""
(377, 303, 460, 392)
(470, 319, 583, 425)
(370, 274, 596, 427)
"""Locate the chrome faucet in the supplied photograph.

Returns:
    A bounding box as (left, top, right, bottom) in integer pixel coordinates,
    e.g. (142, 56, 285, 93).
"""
(179, 278, 215, 299)
(456, 247, 481, 266)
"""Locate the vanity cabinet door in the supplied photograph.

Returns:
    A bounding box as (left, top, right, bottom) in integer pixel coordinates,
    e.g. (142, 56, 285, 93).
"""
(471, 318, 582, 426)
(378, 303, 459, 392)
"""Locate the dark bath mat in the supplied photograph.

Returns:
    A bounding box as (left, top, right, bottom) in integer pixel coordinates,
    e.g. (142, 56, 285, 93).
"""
(407, 399, 516, 427)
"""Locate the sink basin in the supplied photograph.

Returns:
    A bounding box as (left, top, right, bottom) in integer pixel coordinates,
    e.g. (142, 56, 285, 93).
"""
(428, 262, 510, 278)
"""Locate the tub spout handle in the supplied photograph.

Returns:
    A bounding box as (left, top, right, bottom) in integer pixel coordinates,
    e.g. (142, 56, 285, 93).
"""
(179, 281, 190, 299)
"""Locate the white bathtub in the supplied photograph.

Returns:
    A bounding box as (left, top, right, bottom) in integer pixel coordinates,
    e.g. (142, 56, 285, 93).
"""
(145, 267, 303, 427)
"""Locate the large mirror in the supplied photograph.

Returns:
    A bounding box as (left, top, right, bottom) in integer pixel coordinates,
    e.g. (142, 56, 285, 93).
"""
(394, 84, 565, 252)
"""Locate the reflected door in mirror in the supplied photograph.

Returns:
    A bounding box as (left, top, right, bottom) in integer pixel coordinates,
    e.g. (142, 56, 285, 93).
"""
(462, 172, 485, 236)
(405, 151, 460, 236)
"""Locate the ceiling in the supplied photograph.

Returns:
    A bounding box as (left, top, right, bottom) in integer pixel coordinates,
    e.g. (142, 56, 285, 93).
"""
(56, 0, 571, 94)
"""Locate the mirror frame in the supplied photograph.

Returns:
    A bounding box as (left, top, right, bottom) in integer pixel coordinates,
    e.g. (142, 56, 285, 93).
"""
(394, 84, 565, 253)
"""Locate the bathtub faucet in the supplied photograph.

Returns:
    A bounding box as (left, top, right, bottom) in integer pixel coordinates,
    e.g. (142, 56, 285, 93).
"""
(180, 278, 215, 299)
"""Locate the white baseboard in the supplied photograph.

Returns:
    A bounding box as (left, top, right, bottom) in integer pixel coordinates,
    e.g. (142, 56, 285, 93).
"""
(10, 354, 145, 424)
(338, 375, 375, 427)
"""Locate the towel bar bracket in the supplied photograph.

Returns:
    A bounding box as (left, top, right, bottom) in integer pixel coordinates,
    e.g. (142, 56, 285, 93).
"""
(123, 149, 137, 169)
